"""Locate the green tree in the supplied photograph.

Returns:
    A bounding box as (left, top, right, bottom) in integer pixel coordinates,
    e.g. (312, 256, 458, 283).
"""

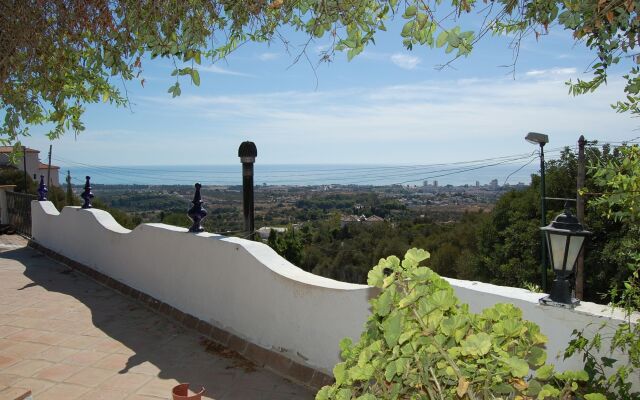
(565, 144, 640, 399)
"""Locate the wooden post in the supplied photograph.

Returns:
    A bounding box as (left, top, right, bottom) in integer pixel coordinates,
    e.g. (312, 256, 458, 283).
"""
(22, 145, 28, 193)
(575, 135, 586, 299)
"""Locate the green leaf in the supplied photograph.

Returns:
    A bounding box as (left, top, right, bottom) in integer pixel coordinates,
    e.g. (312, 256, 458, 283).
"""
(405, 248, 429, 263)
(349, 364, 375, 381)
(367, 264, 385, 287)
(333, 362, 348, 385)
(436, 31, 448, 48)
(315, 386, 330, 400)
(382, 274, 395, 288)
(375, 288, 393, 316)
(382, 311, 403, 347)
(429, 289, 456, 310)
(403, 5, 417, 18)
(527, 346, 547, 367)
(384, 361, 397, 381)
(504, 356, 529, 378)
(584, 394, 608, 400)
(447, 32, 460, 47)
(461, 332, 491, 356)
(335, 388, 352, 400)
(398, 328, 417, 344)
(535, 365, 554, 380)
(401, 21, 414, 37)
(191, 69, 200, 86)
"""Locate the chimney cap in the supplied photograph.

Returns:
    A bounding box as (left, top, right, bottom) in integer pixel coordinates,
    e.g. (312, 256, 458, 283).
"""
(238, 141, 257, 158)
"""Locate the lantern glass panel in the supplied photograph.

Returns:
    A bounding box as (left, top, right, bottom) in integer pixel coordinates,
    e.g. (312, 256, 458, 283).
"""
(547, 232, 569, 271)
(565, 235, 585, 271)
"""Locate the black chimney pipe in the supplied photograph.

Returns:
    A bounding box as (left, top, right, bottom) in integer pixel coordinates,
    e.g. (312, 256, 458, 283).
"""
(238, 142, 257, 240)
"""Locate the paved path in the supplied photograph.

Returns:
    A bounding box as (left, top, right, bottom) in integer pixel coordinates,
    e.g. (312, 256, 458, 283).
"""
(0, 235, 315, 400)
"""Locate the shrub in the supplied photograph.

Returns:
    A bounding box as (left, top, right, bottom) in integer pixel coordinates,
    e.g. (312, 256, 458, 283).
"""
(316, 248, 605, 400)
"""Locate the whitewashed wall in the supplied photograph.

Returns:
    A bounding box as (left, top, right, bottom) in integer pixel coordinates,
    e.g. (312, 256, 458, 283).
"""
(31, 201, 637, 382)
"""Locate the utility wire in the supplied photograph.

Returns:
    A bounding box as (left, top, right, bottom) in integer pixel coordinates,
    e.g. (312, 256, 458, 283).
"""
(54, 147, 566, 179)
(503, 157, 538, 186)
(54, 148, 566, 186)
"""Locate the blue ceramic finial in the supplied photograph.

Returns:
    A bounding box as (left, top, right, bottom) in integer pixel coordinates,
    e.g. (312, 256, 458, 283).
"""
(81, 176, 94, 209)
(37, 175, 48, 201)
(188, 183, 207, 232)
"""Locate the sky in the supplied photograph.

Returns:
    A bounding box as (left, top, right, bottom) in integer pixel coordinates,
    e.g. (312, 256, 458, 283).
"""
(25, 10, 640, 168)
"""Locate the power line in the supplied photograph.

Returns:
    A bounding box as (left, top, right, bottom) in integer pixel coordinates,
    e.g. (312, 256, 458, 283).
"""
(503, 157, 538, 186)
(54, 147, 566, 186)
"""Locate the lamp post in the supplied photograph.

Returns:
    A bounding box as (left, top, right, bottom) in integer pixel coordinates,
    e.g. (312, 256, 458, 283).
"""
(238, 141, 257, 240)
(539, 204, 591, 307)
(525, 132, 550, 291)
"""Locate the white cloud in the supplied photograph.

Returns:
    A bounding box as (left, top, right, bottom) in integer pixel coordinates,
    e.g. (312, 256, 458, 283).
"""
(258, 52, 279, 61)
(137, 74, 634, 158)
(525, 67, 577, 77)
(199, 64, 255, 77)
(390, 53, 421, 70)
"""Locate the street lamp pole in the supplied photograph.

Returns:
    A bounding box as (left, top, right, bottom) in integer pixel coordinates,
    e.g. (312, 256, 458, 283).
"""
(525, 132, 550, 292)
(539, 141, 548, 292)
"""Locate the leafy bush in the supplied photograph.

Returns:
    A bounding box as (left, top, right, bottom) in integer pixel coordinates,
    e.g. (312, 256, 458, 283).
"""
(564, 144, 640, 399)
(316, 249, 605, 400)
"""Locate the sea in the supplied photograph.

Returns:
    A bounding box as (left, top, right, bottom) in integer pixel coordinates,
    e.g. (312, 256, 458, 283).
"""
(62, 163, 538, 187)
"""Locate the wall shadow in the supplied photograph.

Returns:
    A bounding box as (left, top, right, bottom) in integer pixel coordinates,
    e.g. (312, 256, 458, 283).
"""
(0, 245, 314, 400)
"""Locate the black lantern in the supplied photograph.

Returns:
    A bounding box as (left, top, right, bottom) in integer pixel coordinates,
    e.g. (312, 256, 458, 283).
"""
(539, 204, 591, 307)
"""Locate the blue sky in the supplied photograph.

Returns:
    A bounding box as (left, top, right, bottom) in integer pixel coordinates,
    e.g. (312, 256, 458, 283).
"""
(26, 14, 640, 167)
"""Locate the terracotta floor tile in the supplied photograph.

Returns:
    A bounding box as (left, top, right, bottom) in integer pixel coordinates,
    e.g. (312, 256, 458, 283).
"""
(38, 382, 90, 400)
(0, 342, 49, 359)
(0, 327, 21, 339)
(10, 308, 51, 320)
(47, 320, 92, 335)
(0, 374, 21, 387)
(63, 350, 108, 366)
(0, 387, 32, 400)
(0, 341, 16, 353)
(77, 388, 129, 400)
(91, 353, 130, 371)
(0, 355, 18, 369)
(127, 361, 161, 376)
(30, 332, 70, 346)
(57, 335, 106, 350)
(99, 373, 152, 392)
(34, 364, 84, 382)
(35, 347, 78, 362)
(2, 359, 54, 377)
(7, 317, 43, 330)
(5, 328, 48, 342)
(12, 377, 55, 394)
(65, 367, 116, 387)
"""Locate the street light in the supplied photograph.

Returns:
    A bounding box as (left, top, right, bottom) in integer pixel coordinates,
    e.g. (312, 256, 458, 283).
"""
(525, 132, 550, 291)
(539, 204, 591, 307)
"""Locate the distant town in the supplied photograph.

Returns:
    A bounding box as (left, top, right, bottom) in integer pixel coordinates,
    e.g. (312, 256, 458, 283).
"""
(75, 178, 529, 234)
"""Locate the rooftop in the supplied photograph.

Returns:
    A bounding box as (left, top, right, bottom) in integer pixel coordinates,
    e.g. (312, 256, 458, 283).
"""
(0, 147, 39, 154)
(0, 235, 313, 400)
(38, 163, 60, 170)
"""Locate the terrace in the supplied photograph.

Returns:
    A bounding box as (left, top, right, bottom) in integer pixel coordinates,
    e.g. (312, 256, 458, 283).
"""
(0, 194, 638, 399)
(0, 234, 313, 399)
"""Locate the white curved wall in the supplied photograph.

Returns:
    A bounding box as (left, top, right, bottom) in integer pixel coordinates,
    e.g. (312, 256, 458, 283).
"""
(31, 201, 637, 385)
(31, 202, 374, 373)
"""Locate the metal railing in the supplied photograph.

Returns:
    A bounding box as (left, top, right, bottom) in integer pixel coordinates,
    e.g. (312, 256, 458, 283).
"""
(6, 192, 38, 237)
